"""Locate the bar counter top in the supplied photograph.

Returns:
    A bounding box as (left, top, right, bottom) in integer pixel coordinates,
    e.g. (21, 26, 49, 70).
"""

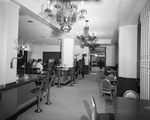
(0, 74, 48, 92)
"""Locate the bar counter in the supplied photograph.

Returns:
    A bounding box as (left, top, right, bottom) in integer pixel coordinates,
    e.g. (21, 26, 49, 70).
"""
(0, 74, 48, 120)
(0, 74, 46, 92)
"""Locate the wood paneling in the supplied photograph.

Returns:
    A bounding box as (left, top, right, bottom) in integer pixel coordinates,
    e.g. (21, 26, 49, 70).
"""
(117, 76, 139, 97)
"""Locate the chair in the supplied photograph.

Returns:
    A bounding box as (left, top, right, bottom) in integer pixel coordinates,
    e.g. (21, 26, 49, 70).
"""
(101, 79, 115, 99)
(108, 73, 115, 78)
(91, 96, 98, 120)
(123, 90, 139, 99)
(31, 77, 49, 112)
(91, 96, 115, 120)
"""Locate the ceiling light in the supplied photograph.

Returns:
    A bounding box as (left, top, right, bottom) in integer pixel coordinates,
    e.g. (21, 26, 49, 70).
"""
(43, 0, 87, 33)
(76, 20, 100, 53)
(76, 20, 97, 45)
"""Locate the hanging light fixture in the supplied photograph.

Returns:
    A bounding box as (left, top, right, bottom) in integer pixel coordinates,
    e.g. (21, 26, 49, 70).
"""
(76, 20, 98, 45)
(43, 0, 87, 33)
(76, 20, 100, 53)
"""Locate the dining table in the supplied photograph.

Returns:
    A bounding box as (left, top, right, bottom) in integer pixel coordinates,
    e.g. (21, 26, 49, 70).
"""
(112, 97, 150, 120)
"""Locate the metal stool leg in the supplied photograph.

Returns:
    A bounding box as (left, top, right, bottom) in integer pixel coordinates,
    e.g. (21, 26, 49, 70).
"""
(35, 94, 42, 113)
(79, 70, 82, 79)
(73, 76, 77, 84)
(57, 75, 61, 87)
(46, 78, 52, 105)
(45, 86, 52, 105)
(70, 75, 74, 86)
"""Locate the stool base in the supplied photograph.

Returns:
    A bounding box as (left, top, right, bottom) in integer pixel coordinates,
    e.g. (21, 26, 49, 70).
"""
(70, 84, 74, 86)
(45, 102, 52, 105)
(35, 109, 42, 113)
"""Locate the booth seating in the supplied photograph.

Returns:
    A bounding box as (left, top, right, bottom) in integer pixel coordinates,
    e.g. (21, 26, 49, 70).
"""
(31, 76, 50, 113)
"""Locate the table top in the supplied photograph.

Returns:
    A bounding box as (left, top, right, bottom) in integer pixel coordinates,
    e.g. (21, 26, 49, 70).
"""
(112, 97, 150, 120)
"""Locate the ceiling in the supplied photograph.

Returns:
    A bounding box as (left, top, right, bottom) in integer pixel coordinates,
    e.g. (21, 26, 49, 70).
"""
(17, 0, 148, 46)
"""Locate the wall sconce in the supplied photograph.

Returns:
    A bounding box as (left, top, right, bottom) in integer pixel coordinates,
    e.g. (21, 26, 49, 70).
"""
(10, 50, 24, 69)
(10, 38, 33, 69)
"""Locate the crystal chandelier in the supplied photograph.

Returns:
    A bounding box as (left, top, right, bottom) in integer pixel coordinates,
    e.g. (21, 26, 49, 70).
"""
(44, 0, 87, 33)
(76, 20, 98, 46)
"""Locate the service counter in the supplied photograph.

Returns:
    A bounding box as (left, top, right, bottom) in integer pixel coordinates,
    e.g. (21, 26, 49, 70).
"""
(0, 74, 47, 120)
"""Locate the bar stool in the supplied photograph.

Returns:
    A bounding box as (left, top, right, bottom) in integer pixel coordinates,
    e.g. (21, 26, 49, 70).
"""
(70, 67, 75, 86)
(72, 67, 77, 84)
(56, 67, 61, 87)
(31, 77, 49, 113)
(70, 67, 77, 86)
(45, 76, 53, 105)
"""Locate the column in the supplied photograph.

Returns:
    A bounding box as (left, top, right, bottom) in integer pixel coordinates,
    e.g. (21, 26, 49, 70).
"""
(61, 38, 74, 68)
(118, 25, 138, 96)
(0, 0, 20, 85)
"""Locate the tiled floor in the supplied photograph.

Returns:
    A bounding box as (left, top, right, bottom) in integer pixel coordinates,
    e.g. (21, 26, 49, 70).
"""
(17, 67, 113, 120)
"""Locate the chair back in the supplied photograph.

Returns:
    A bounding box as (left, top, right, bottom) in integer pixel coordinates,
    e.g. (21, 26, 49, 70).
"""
(108, 73, 115, 78)
(91, 96, 98, 120)
(123, 90, 139, 99)
(101, 79, 111, 91)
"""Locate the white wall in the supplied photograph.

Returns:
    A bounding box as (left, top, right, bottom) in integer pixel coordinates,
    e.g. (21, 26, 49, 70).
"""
(29, 45, 90, 65)
(119, 25, 137, 78)
(28, 45, 60, 60)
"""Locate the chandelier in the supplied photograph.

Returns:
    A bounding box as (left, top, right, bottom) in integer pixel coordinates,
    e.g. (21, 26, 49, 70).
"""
(43, 0, 87, 33)
(76, 20, 100, 52)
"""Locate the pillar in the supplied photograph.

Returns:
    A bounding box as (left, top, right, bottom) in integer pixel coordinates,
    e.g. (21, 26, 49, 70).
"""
(61, 38, 74, 68)
(0, 0, 20, 85)
(117, 25, 138, 96)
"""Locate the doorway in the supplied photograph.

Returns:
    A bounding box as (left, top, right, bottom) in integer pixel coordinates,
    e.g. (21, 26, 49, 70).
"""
(90, 47, 106, 73)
